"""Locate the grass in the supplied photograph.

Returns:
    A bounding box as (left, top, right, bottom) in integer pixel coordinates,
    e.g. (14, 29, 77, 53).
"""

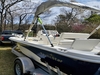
(0, 45, 17, 75)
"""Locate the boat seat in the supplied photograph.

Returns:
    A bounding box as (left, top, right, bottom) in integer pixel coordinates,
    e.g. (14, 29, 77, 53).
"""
(41, 35, 60, 45)
(70, 39, 100, 51)
(91, 48, 100, 54)
(56, 32, 89, 48)
(59, 32, 89, 40)
(57, 39, 74, 48)
(91, 46, 100, 54)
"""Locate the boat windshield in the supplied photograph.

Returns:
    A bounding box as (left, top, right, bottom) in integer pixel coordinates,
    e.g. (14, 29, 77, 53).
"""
(42, 30, 49, 34)
(50, 31, 59, 35)
(42, 30, 59, 37)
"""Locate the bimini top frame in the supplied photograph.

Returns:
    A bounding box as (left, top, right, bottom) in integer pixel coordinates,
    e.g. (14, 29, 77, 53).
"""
(25, 1, 100, 47)
(35, 1, 100, 16)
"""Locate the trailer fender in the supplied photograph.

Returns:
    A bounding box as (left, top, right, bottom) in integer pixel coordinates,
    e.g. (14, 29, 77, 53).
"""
(15, 57, 35, 74)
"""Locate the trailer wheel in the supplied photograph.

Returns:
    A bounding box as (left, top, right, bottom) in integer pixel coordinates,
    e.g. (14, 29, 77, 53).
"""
(14, 60, 23, 75)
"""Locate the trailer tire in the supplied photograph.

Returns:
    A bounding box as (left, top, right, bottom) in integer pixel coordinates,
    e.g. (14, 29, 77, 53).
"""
(14, 59, 23, 75)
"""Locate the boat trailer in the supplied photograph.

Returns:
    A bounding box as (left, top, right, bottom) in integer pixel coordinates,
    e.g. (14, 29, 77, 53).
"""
(12, 45, 67, 75)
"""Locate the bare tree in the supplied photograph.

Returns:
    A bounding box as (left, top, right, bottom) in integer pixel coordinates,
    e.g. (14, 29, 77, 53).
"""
(54, 7, 84, 33)
(0, 0, 24, 32)
(6, 9, 14, 30)
(14, 0, 37, 30)
(0, 0, 38, 31)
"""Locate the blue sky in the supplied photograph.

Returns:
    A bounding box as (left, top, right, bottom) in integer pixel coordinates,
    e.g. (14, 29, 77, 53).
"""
(76, 0, 100, 7)
(35, 0, 100, 3)
(76, 0, 95, 3)
(77, 0, 100, 3)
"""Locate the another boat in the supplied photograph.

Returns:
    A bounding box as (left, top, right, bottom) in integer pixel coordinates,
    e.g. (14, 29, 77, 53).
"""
(10, 1, 100, 75)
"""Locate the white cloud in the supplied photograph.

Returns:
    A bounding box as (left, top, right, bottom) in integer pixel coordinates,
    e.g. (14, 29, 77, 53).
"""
(86, 1, 100, 8)
(30, 0, 44, 3)
(76, 0, 96, 3)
